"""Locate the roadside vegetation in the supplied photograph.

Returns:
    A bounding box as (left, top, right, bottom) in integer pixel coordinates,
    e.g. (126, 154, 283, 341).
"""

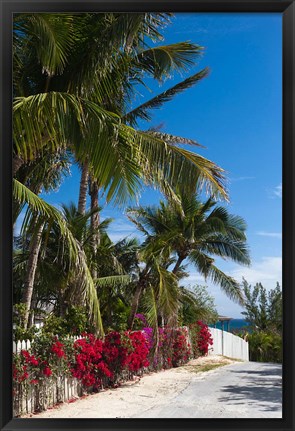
(236, 280, 282, 363)
(186, 362, 228, 373)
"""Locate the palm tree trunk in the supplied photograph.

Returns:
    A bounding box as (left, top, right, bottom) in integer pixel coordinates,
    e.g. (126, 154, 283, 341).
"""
(127, 282, 144, 329)
(89, 179, 100, 280)
(22, 219, 44, 330)
(27, 297, 37, 328)
(172, 254, 185, 275)
(127, 267, 149, 329)
(77, 159, 89, 215)
(13, 155, 24, 176)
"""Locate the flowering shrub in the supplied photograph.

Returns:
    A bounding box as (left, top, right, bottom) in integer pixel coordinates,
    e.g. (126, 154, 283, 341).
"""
(70, 334, 112, 390)
(51, 340, 66, 358)
(142, 327, 154, 350)
(172, 328, 191, 367)
(13, 321, 213, 412)
(103, 331, 129, 383)
(124, 331, 149, 372)
(146, 327, 191, 370)
(32, 335, 72, 382)
(189, 321, 213, 357)
(13, 353, 30, 383)
(43, 365, 53, 377)
(158, 327, 174, 369)
(134, 313, 148, 329)
(21, 350, 39, 366)
(197, 321, 213, 355)
(13, 349, 53, 386)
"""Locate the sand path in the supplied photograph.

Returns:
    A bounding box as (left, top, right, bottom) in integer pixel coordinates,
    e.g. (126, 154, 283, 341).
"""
(30, 356, 239, 418)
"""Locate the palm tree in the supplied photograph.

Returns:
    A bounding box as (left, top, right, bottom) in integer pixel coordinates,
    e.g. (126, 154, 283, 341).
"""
(14, 202, 125, 334)
(13, 12, 227, 207)
(127, 194, 251, 328)
(13, 13, 227, 294)
(95, 236, 140, 331)
(14, 151, 71, 328)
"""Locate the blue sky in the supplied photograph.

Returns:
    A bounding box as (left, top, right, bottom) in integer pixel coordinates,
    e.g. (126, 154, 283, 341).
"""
(20, 13, 282, 318)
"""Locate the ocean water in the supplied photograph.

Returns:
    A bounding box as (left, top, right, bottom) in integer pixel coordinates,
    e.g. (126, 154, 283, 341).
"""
(229, 319, 250, 331)
(209, 319, 250, 333)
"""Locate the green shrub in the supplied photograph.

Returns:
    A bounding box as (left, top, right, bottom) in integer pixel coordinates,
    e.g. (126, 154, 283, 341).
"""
(41, 306, 94, 337)
(13, 303, 38, 341)
(248, 331, 282, 363)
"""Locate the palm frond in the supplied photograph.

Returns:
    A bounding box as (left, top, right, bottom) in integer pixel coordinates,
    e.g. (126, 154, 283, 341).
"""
(190, 250, 244, 305)
(95, 275, 132, 288)
(135, 42, 204, 80)
(13, 179, 104, 332)
(75, 250, 104, 335)
(124, 68, 209, 125)
(132, 130, 227, 201)
(206, 207, 248, 235)
(208, 264, 245, 305)
(179, 286, 218, 323)
(202, 236, 251, 266)
(14, 13, 75, 78)
(13, 180, 76, 252)
(145, 131, 204, 147)
(141, 285, 159, 330)
(13, 92, 119, 164)
(153, 264, 179, 325)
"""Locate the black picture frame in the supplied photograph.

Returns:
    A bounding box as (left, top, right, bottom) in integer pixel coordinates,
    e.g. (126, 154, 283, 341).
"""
(1, 1, 294, 430)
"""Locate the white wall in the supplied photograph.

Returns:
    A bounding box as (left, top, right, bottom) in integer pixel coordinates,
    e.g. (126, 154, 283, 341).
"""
(208, 328, 249, 361)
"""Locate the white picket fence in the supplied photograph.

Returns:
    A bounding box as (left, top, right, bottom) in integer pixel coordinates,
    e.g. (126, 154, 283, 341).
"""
(13, 335, 83, 354)
(12, 334, 144, 417)
(208, 327, 249, 361)
(13, 328, 248, 416)
(13, 339, 32, 353)
(13, 335, 85, 416)
(13, 375, 83, 416)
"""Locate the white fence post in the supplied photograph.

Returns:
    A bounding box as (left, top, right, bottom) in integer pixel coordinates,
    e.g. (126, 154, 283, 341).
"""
(13, 339, 32, 354)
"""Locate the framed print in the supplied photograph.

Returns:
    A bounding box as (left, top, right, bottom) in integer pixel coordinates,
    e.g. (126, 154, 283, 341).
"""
(1, 1, 294, 431)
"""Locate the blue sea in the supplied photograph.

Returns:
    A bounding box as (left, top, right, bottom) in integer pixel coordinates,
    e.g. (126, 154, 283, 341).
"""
(209, 319, 250, 333)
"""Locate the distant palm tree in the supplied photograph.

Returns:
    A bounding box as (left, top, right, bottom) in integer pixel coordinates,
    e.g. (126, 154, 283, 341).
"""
(96, 236, 140, 331)
(127, 194, 251, 327)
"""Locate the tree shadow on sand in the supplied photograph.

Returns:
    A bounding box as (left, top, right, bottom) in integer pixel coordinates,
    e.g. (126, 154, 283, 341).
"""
(218, 364, 282, 413)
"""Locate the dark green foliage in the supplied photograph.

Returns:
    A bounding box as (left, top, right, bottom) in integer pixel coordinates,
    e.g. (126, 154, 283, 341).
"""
(13, 303, 39, 341)
(241, 279, 282, 334)
(41, 306, 94, 337)
(247, 331, 282, 363)
(241, 279, 282, 363)
(180, 285, 218, 326)
(267, 283, 283, 334)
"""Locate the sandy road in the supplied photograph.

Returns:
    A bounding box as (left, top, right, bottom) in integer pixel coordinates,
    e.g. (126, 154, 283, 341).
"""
(32, 356, 282, 419)
(134, 361, 282, 418)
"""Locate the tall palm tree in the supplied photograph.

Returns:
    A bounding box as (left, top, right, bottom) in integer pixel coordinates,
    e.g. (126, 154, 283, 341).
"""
(13, 13, 227, 207)
(13, 13, 227, 294)
(127, 194, 251, 328)
(14, 151, 71, 328)
(13, 202, 125, 334)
